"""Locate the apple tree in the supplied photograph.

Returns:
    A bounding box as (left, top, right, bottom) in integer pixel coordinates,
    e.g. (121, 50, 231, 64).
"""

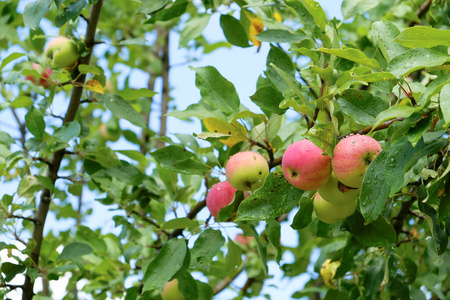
(0, 0, 449, 299)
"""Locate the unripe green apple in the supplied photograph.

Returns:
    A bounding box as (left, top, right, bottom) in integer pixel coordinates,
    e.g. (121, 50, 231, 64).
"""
(313, 193, 357, 224)
(162, 279, 184, 300)
(45, 36, 79, 69)
(225, 151, 269, 191)
(282, 139, 331, 191)
(318, 172, 360, 205)
(206, 181, 237, 218)
(332, 134, 382, 188)
(25, 63, 52, 88)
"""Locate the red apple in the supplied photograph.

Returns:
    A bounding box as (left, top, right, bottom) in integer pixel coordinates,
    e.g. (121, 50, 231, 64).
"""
(282, 139, 331, 191)
(235, 234, 254, 246)
(206, 181, 237, 218)
(332, 134, 382, 188)
(162, 279, 184, 300)
(25, 63, 52, 88)
(318, 172, 360, 205)
(225, 151, 269, 191)
(313, 193, 357, 224)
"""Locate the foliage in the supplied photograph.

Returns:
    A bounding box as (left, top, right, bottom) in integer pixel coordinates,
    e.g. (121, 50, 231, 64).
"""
(0, 0, 449, 299)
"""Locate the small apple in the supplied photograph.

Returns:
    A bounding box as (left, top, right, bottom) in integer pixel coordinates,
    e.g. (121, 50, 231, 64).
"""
(313, 193, 357, 224)
(332, 134, 382, 188)
(162, 279, 184, 300)
(45, 36, 79, 69)
(25, 63, 52, 88)
(225, 151, 269, 191)
(235, 234, 254, 246)
(282, 139, 331, 191)
(206, 181, 237, 218)
(320, 259, 341, 288)
(318, 172, 360, 205)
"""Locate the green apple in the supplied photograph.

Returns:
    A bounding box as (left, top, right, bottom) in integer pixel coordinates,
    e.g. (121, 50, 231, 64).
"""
(313, 193, 357, 224)
(162, 279, 184, 300)
(282, 139, 331, 191)
(225, 151, 269, 191)
(45, 36, 79, 69)
(318, 172, 360, 205)
(332, 134, 382, 188)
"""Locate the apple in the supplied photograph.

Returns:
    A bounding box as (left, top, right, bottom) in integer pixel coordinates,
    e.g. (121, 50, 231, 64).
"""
(332, 134, 382, 188)
(225, 151, 269, 191)
(282, 139, 331, 191)
(235, 234, 254, 246)
(162, 279, 184, 300)
(320, 259, 341, 287)
(206, 181, 237, 218)
(45, 36, 79, 69)
(25, 63, 52, 88)
(318, 172, 360, 205)
(313, 193, 357, 224)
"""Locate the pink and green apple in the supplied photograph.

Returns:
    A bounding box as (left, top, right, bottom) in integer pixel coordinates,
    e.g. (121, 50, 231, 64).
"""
(235, 234, 254, 247)
(25, 63, 52, 88)
(313, 193, 357, 224)
(206, 181, 237, 218)
(225, 151, 269, 191)
(332, 134, 382, 188)
(45, 36, 79, 69)
(318, 172, 360, 205)
(162, 279, 184, 300)
(282, 139, 331, 191)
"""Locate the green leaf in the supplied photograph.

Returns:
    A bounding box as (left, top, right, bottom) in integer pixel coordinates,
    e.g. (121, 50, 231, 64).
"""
(440, 84, 450, 127)
(11, 96, 33, 108)
(336, 89, 389, 126)
(370, 105, 417, 133)
(236, 172, 304, 221)
(25, 106, 45, 140)
(343, 213, 396, 250)
(142, 239, 187, 291)
(191, 66, 240, 115)
(191, 229, 225, 267)
(303, 122, 336, 156)
(139, 0, 169, 14)
(363, 256, 385, 300)
(387, 48, 449, 77)
(53, 121, 80, 143)
(151, 145, 210, 175)
(291, 197, 313, 230)
(0, 53, 26, 71)
(144, 0, 187, 24)
(341, 0, 380, 20)
(166, 101, 226, 121)
(302, 0, 327, 30)
(0, 132, 14, 146)
(267, 219, 282, 263)
(318, 47, 381, 70)
(101, 94, 146, 128)
(105, 161, 145, 185)
(255, 29, 308, 43)
(266, 45, 296, 94)
(178, 272, 198, 300)
(225, 239, 243, 277)
(1, 262, 26, 282)
(394, 27, 450, 49)
(23, 0, 52, 30)
(119, 88, 157, 100)
(179, 13, 211, 48)
(418, 186, 448, 255)
(250, 85, 287, 116)
(78, 64, 101, 75)
(371, 20, 407, 61)
(219, 14, 249, 48)
(18, 175, 42, 198)
(335, 237, 362, 278)
(418, 74, 450, 106)
(75, 226, 107, 253)
(58, 242, 93, 260)
(160, 218, 200, 230)
(55, 0, 87, 27)
(284, 0, 316, 33)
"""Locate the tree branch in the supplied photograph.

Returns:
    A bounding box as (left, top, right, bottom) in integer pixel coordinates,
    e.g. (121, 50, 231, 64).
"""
(21, 1, 104, 298)
(156, 28, 170, 149)
(408, 0, 432, 27)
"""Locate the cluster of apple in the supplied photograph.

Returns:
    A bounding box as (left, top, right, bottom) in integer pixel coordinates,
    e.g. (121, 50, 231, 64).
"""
(282, 135, 382, 224)
(25, 36, 79, 88)
(206, 151, 269, 219)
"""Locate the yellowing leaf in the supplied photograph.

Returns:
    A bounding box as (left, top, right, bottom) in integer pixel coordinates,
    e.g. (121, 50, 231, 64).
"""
(84, 79, 104, 94)
(244, 10, 264, 48)
(203, 118, 247, 147)
(273, 12, 282, 23)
